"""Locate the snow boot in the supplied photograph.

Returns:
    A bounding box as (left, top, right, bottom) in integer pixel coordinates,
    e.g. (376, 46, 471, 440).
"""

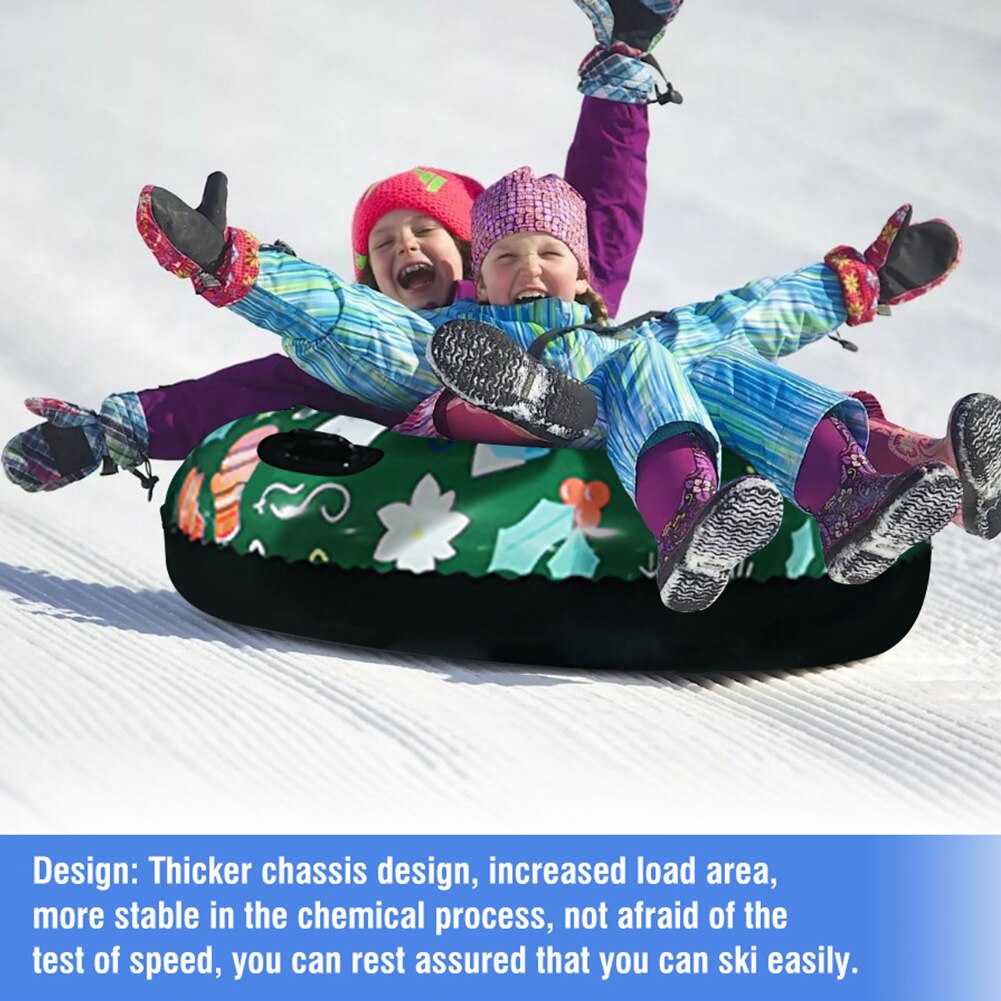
(817, 462, 962, 584)
(851, 389, 1001, 540)
(427, 319, 597, 444)
(849, 388, 951, 471)
(431, 390, 555, 445)
(575, 0, 685, 104)
(796, 413, 961, 583)
(656, 475, 784, 613)
(949, 392, 1001, 540)
(2, 394, 156, 497)
(635, 431, 718, 535)
(825, 204, 961, 325)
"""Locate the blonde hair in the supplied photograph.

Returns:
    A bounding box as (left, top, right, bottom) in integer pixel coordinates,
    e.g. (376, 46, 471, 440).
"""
(577, 281, 609, 324)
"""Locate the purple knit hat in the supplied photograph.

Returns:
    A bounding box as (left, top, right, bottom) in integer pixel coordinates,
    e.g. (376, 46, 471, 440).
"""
(471, 166, 590, 279)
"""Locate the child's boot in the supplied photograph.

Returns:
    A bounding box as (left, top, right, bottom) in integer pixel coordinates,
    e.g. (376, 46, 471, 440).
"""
(853, 389, 1001, 540)
(796, 415, 962, 584)
(949, 393, 1001, 540)
(655, 474, 784, 613)
(432, 391, 557, 446)
(428, 319, 597, 444)
(826, 205, 961, 325)
(636, 433, 783, 613)
(2, 394, 155, 497)
(575, 0, 686, 105)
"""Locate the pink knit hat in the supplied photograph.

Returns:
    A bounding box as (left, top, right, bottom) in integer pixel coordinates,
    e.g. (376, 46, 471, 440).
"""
(471, 166, 590, 279)
(351, 167, 484, 278)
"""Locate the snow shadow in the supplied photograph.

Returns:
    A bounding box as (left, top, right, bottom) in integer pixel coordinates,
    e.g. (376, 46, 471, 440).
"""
(0, 560, 316, 650)
(0, 561, 831, 688)
(0, 561, 594, 684)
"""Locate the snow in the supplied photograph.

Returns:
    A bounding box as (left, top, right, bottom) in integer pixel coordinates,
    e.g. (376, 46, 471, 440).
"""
(0, 0, 999, 834)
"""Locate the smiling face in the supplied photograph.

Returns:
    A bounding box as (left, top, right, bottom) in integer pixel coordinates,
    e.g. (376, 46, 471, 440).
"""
(475, 231, 588, 306)
(367, 209, 465, 310)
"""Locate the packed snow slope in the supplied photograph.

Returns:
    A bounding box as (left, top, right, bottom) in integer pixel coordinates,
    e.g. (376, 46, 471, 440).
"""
(0, 0, 999, 833)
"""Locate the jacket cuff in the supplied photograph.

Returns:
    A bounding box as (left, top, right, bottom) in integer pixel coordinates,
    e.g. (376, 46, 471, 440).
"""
(196, 228, 261, 307)
(578, 45, 662, 105)
(824, 245, 880, 327)
(99, 391, 150, 470)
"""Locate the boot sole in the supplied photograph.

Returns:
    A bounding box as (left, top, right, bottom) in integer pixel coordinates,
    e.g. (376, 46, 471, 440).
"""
(657, 477, 784, 613)
(826, 463, 962, 585)
(428, 319, 597, 444)
(949, 392, 1001, 540)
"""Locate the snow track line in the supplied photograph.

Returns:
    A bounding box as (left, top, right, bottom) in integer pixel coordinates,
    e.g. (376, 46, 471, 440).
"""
(698, 671, 1000, 817)
(5, 577, 472, 792)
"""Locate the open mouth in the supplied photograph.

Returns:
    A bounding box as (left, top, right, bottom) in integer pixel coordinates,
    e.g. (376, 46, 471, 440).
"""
(515, 291, 548, 303)
(398, 262, 435, 290)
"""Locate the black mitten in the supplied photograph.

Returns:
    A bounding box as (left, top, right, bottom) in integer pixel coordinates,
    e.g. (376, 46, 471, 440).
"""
(577, 0, 684, 53)
(874, 206, 961, 304)
(825, 204, 962, 326)
(137, 171, 261, 306)
(139, 171, 228, 273)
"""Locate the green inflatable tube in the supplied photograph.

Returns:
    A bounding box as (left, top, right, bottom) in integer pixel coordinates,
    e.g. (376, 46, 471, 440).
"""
(161, 408, 930, 670)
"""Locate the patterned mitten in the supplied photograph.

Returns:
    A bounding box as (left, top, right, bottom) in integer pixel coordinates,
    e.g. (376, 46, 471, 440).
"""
(575, 0, 685, 105)
(2, 393, 151, 494)
(825, 205, 962, 325)
(136, 171, 260, 307)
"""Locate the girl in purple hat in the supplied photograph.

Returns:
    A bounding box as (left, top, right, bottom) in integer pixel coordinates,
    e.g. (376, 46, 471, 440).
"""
(425, 167, 976, 608)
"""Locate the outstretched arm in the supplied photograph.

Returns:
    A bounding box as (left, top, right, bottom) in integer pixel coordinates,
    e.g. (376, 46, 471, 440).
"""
(699, 206, 962, 360)
(564, 97, 649, 319)
(656, 263, 850, 361)
(564, 1, 688, 318)
(137, 175, 443, 413)
(139, 354, 406, 460)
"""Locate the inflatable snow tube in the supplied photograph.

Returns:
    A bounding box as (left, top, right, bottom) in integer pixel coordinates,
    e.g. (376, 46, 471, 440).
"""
(161, 408, 930, 670)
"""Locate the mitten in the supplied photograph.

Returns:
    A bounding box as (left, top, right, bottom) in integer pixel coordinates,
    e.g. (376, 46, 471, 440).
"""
(825, 205, 961, 326)
(868, 205, 961, 305)
(2, 393, 154, 495)
(575, 0, 685, 104)
(136, 171, 261, 307)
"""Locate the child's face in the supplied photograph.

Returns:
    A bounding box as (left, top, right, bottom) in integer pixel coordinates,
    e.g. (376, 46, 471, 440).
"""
(368, 209, 464, 310)
(476, 232, 587, 306)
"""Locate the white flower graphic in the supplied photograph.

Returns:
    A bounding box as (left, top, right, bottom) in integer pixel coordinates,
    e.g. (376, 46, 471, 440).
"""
(373, 473, 469, 573)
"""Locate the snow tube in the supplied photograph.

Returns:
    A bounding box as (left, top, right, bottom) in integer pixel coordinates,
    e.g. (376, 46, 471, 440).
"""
(161, 407, 930, 670)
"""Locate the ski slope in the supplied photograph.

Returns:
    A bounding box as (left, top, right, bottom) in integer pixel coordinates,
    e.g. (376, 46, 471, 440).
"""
(1, 0, 999, 834)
